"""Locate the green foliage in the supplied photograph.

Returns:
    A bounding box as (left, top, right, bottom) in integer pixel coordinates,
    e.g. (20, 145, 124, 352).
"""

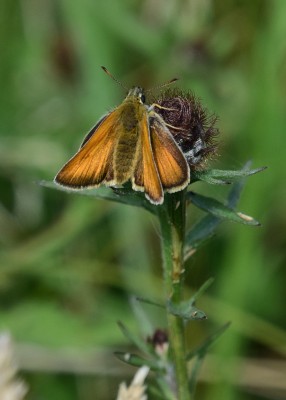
(40, 180, 156, 213)
(188, 191, 260, 226)
(192, 166, 267, 184)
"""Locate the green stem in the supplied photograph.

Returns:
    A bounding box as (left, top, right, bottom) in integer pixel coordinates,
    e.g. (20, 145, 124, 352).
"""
(157, 190, 190, 400)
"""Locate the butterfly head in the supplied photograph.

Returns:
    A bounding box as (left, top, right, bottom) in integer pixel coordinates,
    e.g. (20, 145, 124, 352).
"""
(127, 87, 146, 104)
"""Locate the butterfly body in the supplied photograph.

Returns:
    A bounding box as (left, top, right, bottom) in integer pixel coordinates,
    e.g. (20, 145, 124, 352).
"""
(113, 88, 145, 183)
(55, 86, 190, 205)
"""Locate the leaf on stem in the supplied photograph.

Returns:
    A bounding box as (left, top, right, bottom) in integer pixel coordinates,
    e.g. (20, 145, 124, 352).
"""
(167, 278, 214, 320)
(114, 352, 165, 372)
(135, 297, 165, 309)
(192, 166, 267, 185)
(186, 322, 231, 361)
(167, 300, 207, 320)
(184, 214, 220, 259)
(117, 321, 154, 357)
(188, 191, 260, 226)
(187, 322, 231, 396)
(149, 377, 177, 400)
(129, 296, 155, 337)
(185, 162, 258, 259)
(39, 181, 155, 213)
(191, 277, 214, 303)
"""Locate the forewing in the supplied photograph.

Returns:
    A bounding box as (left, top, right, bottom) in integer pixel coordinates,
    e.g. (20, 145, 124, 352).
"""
(133, 115, 163, 204)
(150, 116, 190, 192)
(55, 110, 118, 188)
(80, 113, 109, 148)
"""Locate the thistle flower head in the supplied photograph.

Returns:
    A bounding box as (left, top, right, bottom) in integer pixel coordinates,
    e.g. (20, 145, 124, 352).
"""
(154, 89, 219, 169)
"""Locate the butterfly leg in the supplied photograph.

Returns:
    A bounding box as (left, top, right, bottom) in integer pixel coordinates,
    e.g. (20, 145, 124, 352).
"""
(149, 103, 176, 112)
(148, 108, 183, 131)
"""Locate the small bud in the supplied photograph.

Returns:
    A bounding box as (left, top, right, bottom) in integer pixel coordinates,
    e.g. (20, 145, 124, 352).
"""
(237, 212, 255, 222)
(148, 329, 169, 358)
(154, 89, 219, 169)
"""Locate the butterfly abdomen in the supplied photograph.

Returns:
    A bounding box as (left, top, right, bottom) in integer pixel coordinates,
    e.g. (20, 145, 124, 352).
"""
(114, 102, 142, 183)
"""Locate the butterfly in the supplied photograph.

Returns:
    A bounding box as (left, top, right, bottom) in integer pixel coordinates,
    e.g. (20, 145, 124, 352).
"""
(54, 68, 190, 205)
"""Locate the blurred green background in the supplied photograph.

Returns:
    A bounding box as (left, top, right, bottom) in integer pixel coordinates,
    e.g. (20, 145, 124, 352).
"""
(0, 0, 285, 399)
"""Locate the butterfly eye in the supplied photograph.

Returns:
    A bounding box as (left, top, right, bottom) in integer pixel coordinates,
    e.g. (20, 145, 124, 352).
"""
(141, 93, 146, 103)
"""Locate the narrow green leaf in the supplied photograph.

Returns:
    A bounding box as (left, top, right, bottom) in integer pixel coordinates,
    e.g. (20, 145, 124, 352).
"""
(135, 296, 165, 309)
(168, 302, 207, 320)
(184, 215, 220, 258)
(191, 278, 214, 303)
(188, 191, 260, 226)
(167, 278, 213, 320)
(151, 377, 177, 400)
(117, 321, 153, 356)
(114, 352, 165, 371)
(147, 385, 166, 400)
(186, 322, 231, 360)
(187, 322, 231, 396)
(188, 354, 204, 397)
(39, 181, 155, 213)
(193, 166, 267, 184)
(167, 301, 207, 321)
(191, 174, 231, 185)
(185, 162, 257, 259)
(129, 296, 154, 337)
(227, 171, 248, 209)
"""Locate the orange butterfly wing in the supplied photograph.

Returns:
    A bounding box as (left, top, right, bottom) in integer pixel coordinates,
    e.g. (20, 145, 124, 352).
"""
(55, 111, 118, 188)
(149, 115, 190, 192)
(133, 115, 163, 205)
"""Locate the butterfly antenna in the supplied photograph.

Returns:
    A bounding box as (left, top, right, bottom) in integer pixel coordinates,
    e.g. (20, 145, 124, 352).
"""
(145, 77, 178, 93)
(101, 66, 127, 90)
